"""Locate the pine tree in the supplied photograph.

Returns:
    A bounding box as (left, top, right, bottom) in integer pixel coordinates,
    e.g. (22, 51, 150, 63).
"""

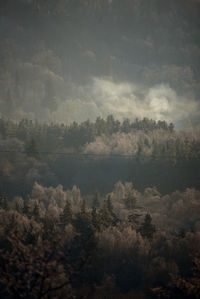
(128, 212, 141, 229)
(75, 199, 92, 234)
(60, 200, 72, 226)
(91, 206, 101, 231)
(125, 191, 141, 229)
(107, 195, 117, 224)
(42, 216, 56, 239)
(139, 213, 156, 240)
(0, 193, 9, 210)
(100, 200, 110, 227)
(100, 196, 117, 227)
(106, 195, 112, 212)
(81, 198, 86, 214)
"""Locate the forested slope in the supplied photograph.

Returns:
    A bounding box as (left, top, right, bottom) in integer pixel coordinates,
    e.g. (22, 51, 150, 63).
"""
(0, 116, 199, 197)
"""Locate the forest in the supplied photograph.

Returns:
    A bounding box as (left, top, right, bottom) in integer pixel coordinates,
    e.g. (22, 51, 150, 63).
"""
(1, 0, 200, 298)
(0, 116, 200, 298)
(0, 116, 199, 197)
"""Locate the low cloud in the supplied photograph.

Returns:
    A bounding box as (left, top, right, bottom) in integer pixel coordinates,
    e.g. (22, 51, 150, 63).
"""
(52, 77, 199, 127)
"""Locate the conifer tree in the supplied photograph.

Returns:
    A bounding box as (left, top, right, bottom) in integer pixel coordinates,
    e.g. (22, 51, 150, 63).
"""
(100, 200, 111, 227)
(100, 196, 117, 227)
(139, 213, 156, 239)
(42, 216, 56, 240)
(107, 195, 117, 224)
(91, 206, 101, 231)
(81, 198, 86, 215)
(125, 192, 141, 229)
(0, 193, 9, 210)
(75, 199, 92, 235)
(128, 212, 141, 229)
(60, 200, 72, 226)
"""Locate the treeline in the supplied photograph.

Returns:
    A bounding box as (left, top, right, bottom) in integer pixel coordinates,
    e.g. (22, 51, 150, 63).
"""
(1, 116, 200, 163)
(0, 181, 200, 298)
(84, 129, 200, 161)
(0, 117, 199, 198)
(0, 116, 174, 151)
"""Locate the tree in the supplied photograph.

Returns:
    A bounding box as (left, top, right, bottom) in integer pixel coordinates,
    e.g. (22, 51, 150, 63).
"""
(100, 196, 117, 227)
(121, 118, 131, 133)
(60, 200, 72, 226)
(153, 257, 200, 299)
(42, 216, 57, 240)
(91, 206, 101, 231)
(139, 213, 156, 240)
(81, 198, 86, 215)
(125, 191, 141, 229)
(32, 201, 40, 220)
(124, 192, 137, 210)
(107, 195, 117, 224)
(100, 200, 111, 227)
(74, 198, 92, 235)
(169, 122, 174, 133)
(0, 193, 9, 210)
(25, 137, 40, 160)
(5, 213, 16, 234)
(128, 212, 141, 229)
(0, 228, 73, 298)
(23, 199, 30, 216)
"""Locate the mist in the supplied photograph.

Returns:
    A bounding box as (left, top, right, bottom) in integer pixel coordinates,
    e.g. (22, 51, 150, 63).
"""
(0, 1, 200, 298)
(51, 78, 199, 127)
(0, 0, 200, 127)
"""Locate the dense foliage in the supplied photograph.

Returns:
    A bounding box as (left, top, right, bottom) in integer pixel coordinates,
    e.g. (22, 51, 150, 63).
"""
(0, 118, 199, 298)
(0, 181, 200, 298)
(0, 116, 174, 150)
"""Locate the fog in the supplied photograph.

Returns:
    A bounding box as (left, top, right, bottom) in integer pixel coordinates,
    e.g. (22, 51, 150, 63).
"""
(52, 78, 199, 127)
(1, 2, 200, 298)
(0, 0, 199, 128)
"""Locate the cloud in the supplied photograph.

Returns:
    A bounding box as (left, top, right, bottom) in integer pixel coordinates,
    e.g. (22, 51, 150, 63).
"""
(52, 77, 199, 127)
(145, 84, 198, 124)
